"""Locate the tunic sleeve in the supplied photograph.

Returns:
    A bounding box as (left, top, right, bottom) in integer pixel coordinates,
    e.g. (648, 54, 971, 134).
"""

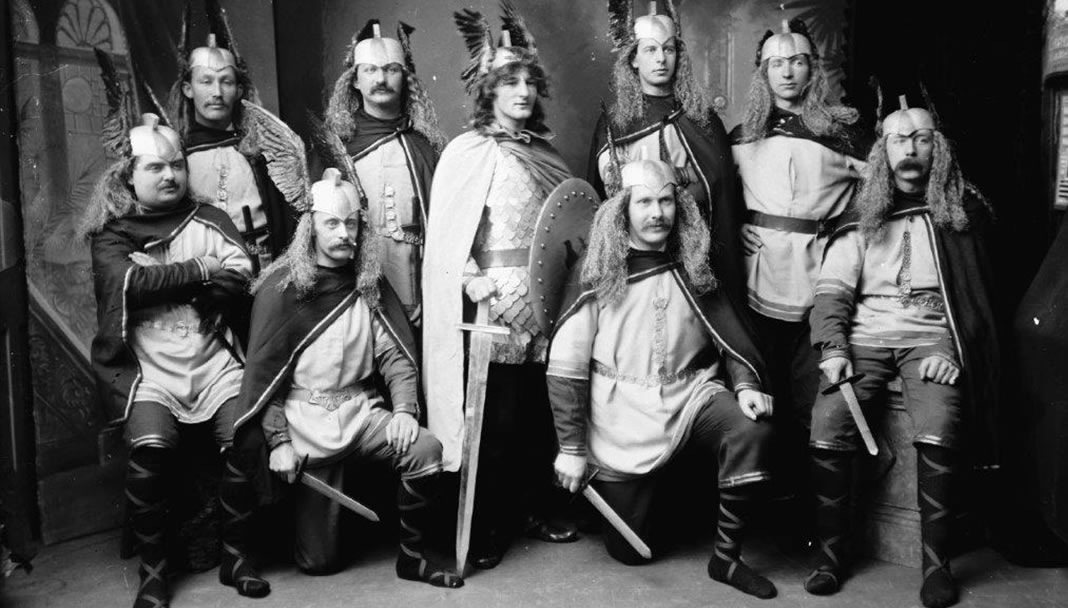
(546, 298, 599, 456)
(811, 230, 865, 361)
(91, 224, 211, 311)
(372, 314, 420, 418)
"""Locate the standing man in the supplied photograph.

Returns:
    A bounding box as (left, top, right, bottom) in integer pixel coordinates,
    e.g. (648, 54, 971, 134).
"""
(232, 169, 463, 588)
(320, 19, 446, 323)
(588, 0, 746, 297)
(548, 158, 776, 600)
(167, 1, 295, 274)
(731, 19, 868, 524)
(805, 99, 998, 608)
(423, 3, 578, 570)
(81, 115, 269, 607)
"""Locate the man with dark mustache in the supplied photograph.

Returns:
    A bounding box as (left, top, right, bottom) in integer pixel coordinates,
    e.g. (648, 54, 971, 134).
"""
(79, 114, 269, 607)
(548, 158, 777, 599)
(805, 98, 998, 608)
(588, 0, 747, 299)
(232, 168, 463, 588)
(167, 3, 295, 274)
(319, 19, 446, 324)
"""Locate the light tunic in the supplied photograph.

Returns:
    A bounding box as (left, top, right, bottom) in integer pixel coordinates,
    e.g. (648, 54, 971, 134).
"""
(548, 271, 728, 477)
(354, 138, 423, 316)
(815, 215, 952, 352)
(187, 145, 270, 269)
(129, 217, 252, 423)
(283, 300, 404, 463)
(733, 126, 865, 321)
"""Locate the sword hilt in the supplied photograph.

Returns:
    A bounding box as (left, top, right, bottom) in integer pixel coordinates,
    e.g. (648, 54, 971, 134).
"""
(821, 373, 866, 396)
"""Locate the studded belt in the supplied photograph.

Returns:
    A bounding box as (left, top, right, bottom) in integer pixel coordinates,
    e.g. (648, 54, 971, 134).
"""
(866, 292, 946, 313)
(137, 319, 214, 338)
(288, 382, 373, 412)
(591, 361, 704, 388)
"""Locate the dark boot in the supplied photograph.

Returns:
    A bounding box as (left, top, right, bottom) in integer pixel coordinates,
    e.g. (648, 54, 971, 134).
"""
(396, 475, 464, 588)
(804, 448, 853, 596)
(917, 444, 959, 608)
(127, 447, 170, 608)
(707, 487, 777, 599)
(218, 454, 270, 598)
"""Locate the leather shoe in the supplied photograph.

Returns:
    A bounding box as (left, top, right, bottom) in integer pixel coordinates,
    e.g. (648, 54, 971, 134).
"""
(525, 517, 579, 543)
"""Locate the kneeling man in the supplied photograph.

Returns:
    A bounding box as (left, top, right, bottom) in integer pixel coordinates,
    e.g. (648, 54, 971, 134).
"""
(547, 159, 777, 599)
(234, 169, 462, 588)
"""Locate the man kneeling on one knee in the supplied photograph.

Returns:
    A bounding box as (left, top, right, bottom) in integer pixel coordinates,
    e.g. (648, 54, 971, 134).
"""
(546, 158, 778, 600)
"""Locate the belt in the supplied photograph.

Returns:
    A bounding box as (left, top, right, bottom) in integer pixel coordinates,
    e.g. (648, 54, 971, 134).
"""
(288, 382, 372, 411)
(866, 292, 946, 312)
(748, 210, 838, 237)
(592, 361, 704, 388)
(137, 319, 214, 338)
(473, 248, 530, 269)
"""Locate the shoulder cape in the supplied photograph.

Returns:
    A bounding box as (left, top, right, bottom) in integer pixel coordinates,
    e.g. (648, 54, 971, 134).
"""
(423, 128, 571, 472)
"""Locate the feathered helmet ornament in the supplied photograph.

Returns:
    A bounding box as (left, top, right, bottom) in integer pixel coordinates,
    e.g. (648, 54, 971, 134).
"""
(608, 0, 682, 52)
(757, 18, 814, 65)
(455, 1, 541, 95)
(176, 0, 250, 78)
(347, 19, 418, 74)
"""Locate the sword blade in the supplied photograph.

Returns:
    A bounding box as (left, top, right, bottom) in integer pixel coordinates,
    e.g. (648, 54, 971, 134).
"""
(299, 472, 380, 522)
(455, 301, 494, 575)
(840, 382, 878, 456)
(582, 485, 652, 560)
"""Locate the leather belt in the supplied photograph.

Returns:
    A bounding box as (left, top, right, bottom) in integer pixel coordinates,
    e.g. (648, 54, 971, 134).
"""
(748, 210, 838, 237)
(592, 361, 704, 388)
(473, 248, 529, 269)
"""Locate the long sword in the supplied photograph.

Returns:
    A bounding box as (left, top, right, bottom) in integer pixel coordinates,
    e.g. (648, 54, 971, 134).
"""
(454, 301, 504, 575)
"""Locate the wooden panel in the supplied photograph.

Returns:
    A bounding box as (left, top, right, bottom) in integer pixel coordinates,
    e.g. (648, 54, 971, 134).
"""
(38, 460, 124, 545)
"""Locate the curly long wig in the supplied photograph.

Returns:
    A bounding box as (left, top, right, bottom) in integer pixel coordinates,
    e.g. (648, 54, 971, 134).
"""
(607, 38, 712, 132)
(581, 185, 715, 305)
(251, 211, 382, 307)
(166, 63, 259, 139)
(854, 132, 985, 239)
(471, 50, 550, 133)
(738, 21, 857, 144)
(323, 65, 447, 152)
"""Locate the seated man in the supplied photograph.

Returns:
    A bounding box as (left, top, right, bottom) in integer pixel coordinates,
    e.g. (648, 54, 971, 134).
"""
(232, 168, 462, 588)
(547, 158, 777, 600)
(807, 98, 998, 608)
(81, 114, 269, 608)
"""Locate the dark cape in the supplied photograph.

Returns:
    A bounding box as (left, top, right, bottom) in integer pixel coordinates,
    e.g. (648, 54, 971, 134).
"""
(547, 249, 769, 450)
(727, 106, 871, 161)
(232, 264, 418, 504)
(89, 199, 251, 424)
(346, 110, 439, 223)
(1013, 213, 1068, 543)
(813, 189, 1000, 466)
(588, 95, 748, 302)
(186, 122, 297, 259)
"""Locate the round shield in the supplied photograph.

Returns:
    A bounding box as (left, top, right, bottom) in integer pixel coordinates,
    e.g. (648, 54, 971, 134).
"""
(529, 178, 600, 334)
